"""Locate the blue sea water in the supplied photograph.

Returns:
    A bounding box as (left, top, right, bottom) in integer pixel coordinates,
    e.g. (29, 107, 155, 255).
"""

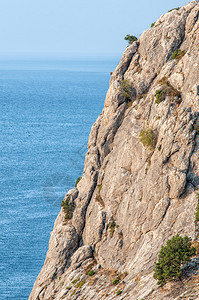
(0, 58, 118, 300)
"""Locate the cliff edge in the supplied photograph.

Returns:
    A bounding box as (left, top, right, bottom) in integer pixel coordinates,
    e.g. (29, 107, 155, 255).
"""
(29, 1, 199, 299)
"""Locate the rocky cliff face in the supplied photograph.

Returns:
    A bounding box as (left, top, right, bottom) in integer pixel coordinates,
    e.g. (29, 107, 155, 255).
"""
(29, 1, 199, 299)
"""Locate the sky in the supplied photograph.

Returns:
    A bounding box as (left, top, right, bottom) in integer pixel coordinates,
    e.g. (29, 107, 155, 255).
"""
(0, 0, 190, 59)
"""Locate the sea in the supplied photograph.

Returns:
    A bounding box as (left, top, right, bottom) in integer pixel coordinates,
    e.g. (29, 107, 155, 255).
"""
(0, 58, 119, 300)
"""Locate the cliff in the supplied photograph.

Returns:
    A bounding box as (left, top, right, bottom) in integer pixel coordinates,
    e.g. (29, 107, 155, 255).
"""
(29, 1, 199, 299)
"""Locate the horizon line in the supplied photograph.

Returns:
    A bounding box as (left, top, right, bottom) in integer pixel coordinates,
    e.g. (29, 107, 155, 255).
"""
(0, 53, 122, 61)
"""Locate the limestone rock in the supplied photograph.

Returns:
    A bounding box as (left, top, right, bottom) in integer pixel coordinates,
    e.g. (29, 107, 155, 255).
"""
(29, 1, 199, 299)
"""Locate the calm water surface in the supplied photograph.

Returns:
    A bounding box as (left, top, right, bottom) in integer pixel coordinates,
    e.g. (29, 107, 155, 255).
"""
(0, 59, 118, 299)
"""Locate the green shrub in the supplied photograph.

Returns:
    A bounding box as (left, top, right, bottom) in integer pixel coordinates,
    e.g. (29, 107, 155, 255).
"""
(112, 278, 120, 285)
(124, 34, 137, 45)
(153, 234, 196, 286)
(109, 221, 116, 237)
(195, 193, 199, 222)
(98, 184, 102, 193)
(155, 90, 166, 104)
(75, 177, 82, 187)
(139, 129, 157, 150)
(116, 290, 122, 295)
(171, 49, 185, 60)
(70, 290, 76, 296)
(66, 286, 72, 290)
(120, 80, 133, 102)
(61, 197, 75, 220)
(72, 278, 80, 285)
(87, 270, 95, 276)
(151, 22, 156, 28)
(168, 8, 178, 12)
(76, 279, 86, 288)
(155, 78, 181, 105)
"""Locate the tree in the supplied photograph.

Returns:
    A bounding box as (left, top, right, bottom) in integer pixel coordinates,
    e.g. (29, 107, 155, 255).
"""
(153, 234, 196, 286)
(124, 34, 137, 45)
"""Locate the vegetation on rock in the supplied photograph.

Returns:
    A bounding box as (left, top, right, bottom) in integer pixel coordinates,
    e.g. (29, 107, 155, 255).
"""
(70, 290, 76, 296)
(87, 270, 95, 276)
(116, 290, 122, 295)
(112, 278, 120, 285)
(151, 22, 156, 27)
(72, 278, 80, 285)
(153, 235, 196, 286)
(109, 220, 116, 237)
(61, 197, 75, 220)
(171, 48, 185, 60)
(154, 77, 181, 104)
(75, 177, 82, 187)
(96, 184, 105, 207)
(98, 184, 102, 193)
(76, 279, 86, 288)
(120, 79, 133, 102)
(124, 34, 137, 45)
(155, 90, 166, 104)
(168, 8, 178, 13)
(195, 193, 199, 222)
(139, 128, 157, 150)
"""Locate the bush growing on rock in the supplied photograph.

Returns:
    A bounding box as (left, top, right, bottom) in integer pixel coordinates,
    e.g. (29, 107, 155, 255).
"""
(171, 48, 185, 60)
(116, 290, 122, 295)
(112, 278, 120, 285)
(155, 90, 166, 104)
(139, 129, 157, 150)
(154, 78, 181, 105)
(72, 278, 80, 284)
(153, 234, 196, 286)
(109, 220, 116, 237)
(120, 79, 133, 102)
(61, 197, 75, 220)
(124, 34, 137, 45)
(76, 279, 86, 288)
(87, 270, 95, 276)
(75, 177, 82, 187)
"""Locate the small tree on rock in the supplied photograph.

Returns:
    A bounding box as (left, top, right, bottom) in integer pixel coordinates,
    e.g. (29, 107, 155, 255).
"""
(153, 234, 196, 286)
(124, 34, 137, 45)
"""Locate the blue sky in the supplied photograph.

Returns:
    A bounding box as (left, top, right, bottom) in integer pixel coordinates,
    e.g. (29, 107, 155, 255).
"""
(0, 0, 189, 58)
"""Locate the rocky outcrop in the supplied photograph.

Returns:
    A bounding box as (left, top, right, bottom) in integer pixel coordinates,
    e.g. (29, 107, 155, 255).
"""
(29, 1, 199, 299)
